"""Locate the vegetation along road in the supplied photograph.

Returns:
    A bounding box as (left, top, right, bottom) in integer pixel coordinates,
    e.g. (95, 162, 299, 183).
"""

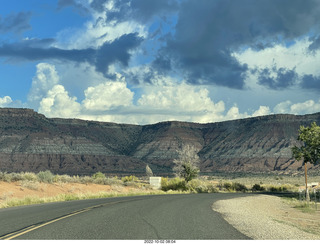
(0, 193, 250, 240)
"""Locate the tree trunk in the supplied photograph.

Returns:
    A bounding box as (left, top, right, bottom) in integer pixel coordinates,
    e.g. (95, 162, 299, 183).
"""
(305, 161, 310, 202)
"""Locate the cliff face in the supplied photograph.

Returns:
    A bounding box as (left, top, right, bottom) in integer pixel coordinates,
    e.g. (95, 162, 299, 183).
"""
(0, 108, 319, 175)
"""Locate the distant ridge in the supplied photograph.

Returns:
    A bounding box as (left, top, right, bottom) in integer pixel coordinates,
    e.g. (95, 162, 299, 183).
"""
(0, 108, 319, 175)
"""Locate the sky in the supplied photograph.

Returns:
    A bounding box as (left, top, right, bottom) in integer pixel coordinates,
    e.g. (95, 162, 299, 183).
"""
(0, 0, 320, 125)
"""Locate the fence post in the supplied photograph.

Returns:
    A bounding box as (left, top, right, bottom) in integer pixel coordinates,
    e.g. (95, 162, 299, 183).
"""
(315, 189, 318, 210)
(299, 189, 304, 202)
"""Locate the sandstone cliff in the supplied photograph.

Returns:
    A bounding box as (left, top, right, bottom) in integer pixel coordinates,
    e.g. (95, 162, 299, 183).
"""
(0, 108, 319, 175)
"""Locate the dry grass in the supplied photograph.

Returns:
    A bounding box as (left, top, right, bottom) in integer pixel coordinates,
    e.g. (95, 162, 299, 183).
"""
(205, 172, 320, 192)
(0, 171, 182, 208)
(0, 171, 318, 209)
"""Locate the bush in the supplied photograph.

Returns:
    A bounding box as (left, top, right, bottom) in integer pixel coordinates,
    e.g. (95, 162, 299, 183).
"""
(20, 180, 39, 190)
(161, 177, 187, 191)
(222, 182, 232, 191)
(92, 172, 106, 179)
(251, 184, 265, 192)
(267, 185, 291, 192)
(22, 172, 38, 182)
(0, 172, 13, 182)
(186, 179, 218, 193)
(53, 174, 75, 183)
(121, 175, 138, 183)
(0, 172, 30, 182)
(80, 176, 94, 184)
(37, 170, 55, 183)
(219, 182, 248, 192)
(9, 173, 24, 182)
(232, 182, 248, 192)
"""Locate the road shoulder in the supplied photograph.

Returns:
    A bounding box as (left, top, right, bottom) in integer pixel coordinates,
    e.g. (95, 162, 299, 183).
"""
(212, 194, 320, 240)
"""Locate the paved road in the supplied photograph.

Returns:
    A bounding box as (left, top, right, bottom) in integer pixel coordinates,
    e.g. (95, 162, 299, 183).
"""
(0, 194, 250, 240)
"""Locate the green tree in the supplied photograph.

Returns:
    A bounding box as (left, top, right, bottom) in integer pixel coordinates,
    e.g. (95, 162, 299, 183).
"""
(291, 122, 320, 202)
(173, 145, 200, 182)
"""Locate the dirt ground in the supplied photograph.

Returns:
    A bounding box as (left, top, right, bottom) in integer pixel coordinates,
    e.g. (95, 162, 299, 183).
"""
(213, 194, 320, 240)
(0, 181, 148, 207)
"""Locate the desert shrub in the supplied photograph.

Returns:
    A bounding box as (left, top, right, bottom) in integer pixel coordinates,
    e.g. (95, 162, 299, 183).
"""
(92, 177, 119, 185)
(0, 172, 12, 182)
(9, 173, 24, 182)
(121, 175, 138, 183)
(219, 182, 247, 192)
(53, 174, 75, 183)
(37, 170, 55, 183)
(161, 177, 187, 191)
(22, 172, 38, 182)
(269, 186, 279, 192)
(0, 172, 5, 181)
(20, 180, 39, 190)
(251, 184, 265, 192)
(103, 176, 123, 185)
(231, 182, 248, 192)
(222, 182, 232, 191)
(186, 179, 218, 193)
(92, 172, 106, 179)
(266, 184, 294, 192)
(79, 176, 94, 184)
(0, 172, 29, 182)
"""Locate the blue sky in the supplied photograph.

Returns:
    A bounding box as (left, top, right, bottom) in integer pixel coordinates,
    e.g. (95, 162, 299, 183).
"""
(1, 0, 320, 124)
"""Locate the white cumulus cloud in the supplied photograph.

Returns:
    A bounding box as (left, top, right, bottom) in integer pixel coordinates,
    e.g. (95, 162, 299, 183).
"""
(252, 106, 271, 117)
(28, 63, 60, 108)
(38, 85, 81, 118)
(27, 62, 320, 125)
(0, 96, 13, 107)
(82, 74, 134, 111)
(274, 99, 320, 115)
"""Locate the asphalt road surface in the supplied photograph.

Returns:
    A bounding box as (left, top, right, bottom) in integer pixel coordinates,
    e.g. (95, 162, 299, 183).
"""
(0, 193, 250, 240)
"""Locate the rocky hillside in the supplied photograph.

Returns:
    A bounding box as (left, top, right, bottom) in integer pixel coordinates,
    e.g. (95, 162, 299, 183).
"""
(0, 108, 319, 175)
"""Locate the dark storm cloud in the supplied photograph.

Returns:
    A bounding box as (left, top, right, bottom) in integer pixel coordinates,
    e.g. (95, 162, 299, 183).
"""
(0, 12, 32, 34)
(94, 33, 143, 74)
(301, 74, 320, 91)
(257, 66, 298, 90)
(153, 0, 320, 89)
(0, 33, 143, 76)
(54, 0, 320, 89)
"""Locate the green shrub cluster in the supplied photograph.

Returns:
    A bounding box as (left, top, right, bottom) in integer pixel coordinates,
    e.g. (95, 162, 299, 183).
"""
(37, 170, 55, 183)
(0, 171, 124, 186)
(0, 171, 39, 183)
(219, 182, 248, 192)
(267, 184, 293, 192)
(161, 177, 187, 191)
(53, 174, 78, 183)
(92, 172, 106, 179)
(121, 175, 138, 183)
(186, 179, 218, 193)
(251, 184, 265, 192)
(161, 177, 218, 193)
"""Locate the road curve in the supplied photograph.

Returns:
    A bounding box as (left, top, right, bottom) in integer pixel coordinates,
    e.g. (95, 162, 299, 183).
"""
(0, 193, 250, 240)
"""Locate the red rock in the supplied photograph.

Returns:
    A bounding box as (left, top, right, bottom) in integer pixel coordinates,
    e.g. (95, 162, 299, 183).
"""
(0, 108, 319, 175)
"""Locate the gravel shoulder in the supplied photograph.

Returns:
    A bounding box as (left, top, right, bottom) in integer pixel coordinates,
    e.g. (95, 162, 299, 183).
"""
(212, 194, 320, 240)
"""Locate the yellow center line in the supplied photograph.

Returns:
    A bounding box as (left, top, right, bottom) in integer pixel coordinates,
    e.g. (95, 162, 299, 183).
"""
(4, 209, 91, 240)
(1, 200, 130, 240)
